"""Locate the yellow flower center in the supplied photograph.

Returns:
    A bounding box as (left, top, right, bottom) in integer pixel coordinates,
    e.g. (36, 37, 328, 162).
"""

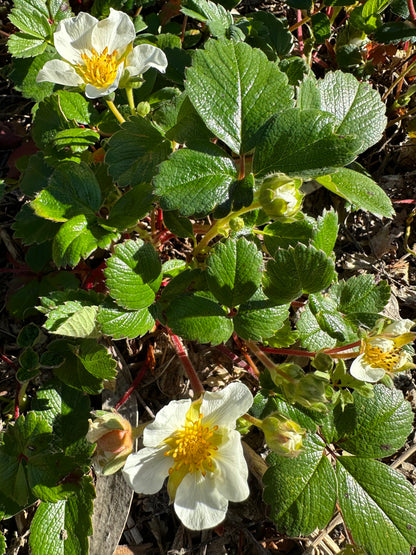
(363, 342, 401, 372)
(79, 47, 121, 88)
(164, 412, 219, 476)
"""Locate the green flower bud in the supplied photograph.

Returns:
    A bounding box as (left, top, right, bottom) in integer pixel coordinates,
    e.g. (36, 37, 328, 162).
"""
(288, 373, 329, 412)
(269, 363, 304, 387)
(136, 101, 150, 117)
(258, 174, 303, 218)
(261, 414, 306, 457)
(229, 216, 245, 232)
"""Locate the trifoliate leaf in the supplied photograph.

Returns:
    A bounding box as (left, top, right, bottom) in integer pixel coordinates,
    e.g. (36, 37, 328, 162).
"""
(186, 39, 294, 154)
(337, 457, 416, 555)
(206, 237, 263, 307)
(253, 109, 357, 179)
(154, 143, 238, 217)
(29, 475, 95, 555)
(105, 116, 172, 187)
(316, 168, 394, 218)
(334, 385, 413, 458)
(318, 71, 387, 154)
(264, 433, 336, 536)
(263, 244, 336, 304)
(105, 239, 161, 311)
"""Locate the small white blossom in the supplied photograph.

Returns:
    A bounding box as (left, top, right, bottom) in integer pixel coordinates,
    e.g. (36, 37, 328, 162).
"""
(350, 319, 415, 383)
(37, 9, 167, 99)
(122, 382, 253, 530)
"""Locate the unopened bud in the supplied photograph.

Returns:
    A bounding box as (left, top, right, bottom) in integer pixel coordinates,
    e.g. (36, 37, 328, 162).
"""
(87, 410, 133, 475)
(258, 174, 303, 218)
(136, 101, 150, 117)
(261, 414, 306, 457)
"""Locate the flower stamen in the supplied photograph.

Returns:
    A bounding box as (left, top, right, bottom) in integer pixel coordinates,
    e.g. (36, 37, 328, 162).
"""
(79, 47, 121, 88)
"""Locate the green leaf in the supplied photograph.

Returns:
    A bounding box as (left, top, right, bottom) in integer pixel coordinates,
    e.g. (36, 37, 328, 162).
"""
(154, 144, 238, 217)
(105, 240, 162, 311)
(263, 244, 336, 304)
(206, 237, 263, 307)
(32, 380, 90, 449)
(97, 302, 155, 339)
(181, 0, 233, 38)
(57, 91, 97, 125)
(19, 152, 54, 197)
(43, 302, 100, 338)
(309, 293, 352, 342)
(234, 290, 290, 341)
(166, 292, 234, 344)
(13, 204, 60, 245)
(297, 304, 337, 351)
(311, 13, 331, 44)
(163, 210, 195, 238)
(17, 323, 41, 348)
(29, 475, 95, 555)
(246, 12, 294, 57)
(105, 116, 172, 188)
(32, 162, 101, 222)
(266, 321, 299, 348)
(53, 128, 100, 154)
(331, 274, 391, 326)
(104, 184, 153, 231)
(263, 219, 315, 256)
(264, 433, 336, 536)
(296, 74, 321, 110)
(253, 109, 357, 179)
(334, 385, 413, 458)
(19, 347, 40, 371)
(316, 168, 394, 218)
(337, 457, 416, 555)
(312, 209, 339, 255)
(318, 71, 387, 154)
(373, 21, 416, 43)
(9, 7, 51, 39)
(186, 39, 294, 154)
(0, 531, 5, 554)
(32, 94, 75, 152)
(52, 215, 119, 268)
(9, 51, 57, 102)
(8, 33, 47, 58)
(47, 339, 114, 394)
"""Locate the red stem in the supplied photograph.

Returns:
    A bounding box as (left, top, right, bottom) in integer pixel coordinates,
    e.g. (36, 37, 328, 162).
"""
(216, 344, 259, 379)
(167, 330, 205, 397)
(14, 382, 20, 419)
(297, 10, 304, 54)
(408, 0, 416, 21)
(115, 363, 149, 410)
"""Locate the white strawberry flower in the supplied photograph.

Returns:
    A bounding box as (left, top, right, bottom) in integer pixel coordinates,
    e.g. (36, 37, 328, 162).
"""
(122, 382, 253, 531)
(350, 319, 415, 383)
(36, 8, 167, 99)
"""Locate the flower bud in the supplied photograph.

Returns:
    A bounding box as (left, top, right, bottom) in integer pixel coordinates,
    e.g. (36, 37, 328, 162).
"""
(136, 101, 150, 117)
(261, 414, 306, 457)
(229, 216, 245, 232)
(86, 410, 133, 475)
(290, 373, 329, 412)
(258, 174, 303, 218)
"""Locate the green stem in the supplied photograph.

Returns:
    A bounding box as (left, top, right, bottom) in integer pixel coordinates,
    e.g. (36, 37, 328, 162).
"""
(106, 100, 126, 124)
(193, 200, 261, 258)
(125, 88, 136, 116)
(242, 413, 263, 428)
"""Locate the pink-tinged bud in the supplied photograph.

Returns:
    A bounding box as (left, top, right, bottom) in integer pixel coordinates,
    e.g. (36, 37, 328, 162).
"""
(87, 410, 133, 475)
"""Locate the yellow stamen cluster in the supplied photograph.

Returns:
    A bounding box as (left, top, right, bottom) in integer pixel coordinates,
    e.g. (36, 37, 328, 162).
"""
(79, 47, 120, 88)
(164, 413, 219, 476)
(363, 342, 401, 372)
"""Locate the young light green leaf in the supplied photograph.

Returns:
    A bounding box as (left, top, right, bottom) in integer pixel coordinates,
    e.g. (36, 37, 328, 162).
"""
(264, 433, 336, 536)
(331, 274, 391, 316)
(154, 144, 238, 217)
(57, 90, 98, 125)
(312, 209, 339, 255)
(337, 457, 416, 555)
(43, 303, 100, 338)
(318, 71, 387, 153)
(53, 128, 100, 153)
(105, 116, 172, 188)
(234, 290, 290, 341)
(253, 109, 357, 178)
(32, 163, 101, 222)
(97, 302, 155, 339)
(29, 475, 95, 555)
(52, 215, 119, 268)
(186, 39, 294, 154)
(334, 385, 413, 458)
(206, 237, 263, 307)
(263, 244, 336, 304)
(315, 168, 394, 218)
(105, 240, 162, 311)
(165, 292, 234, 344)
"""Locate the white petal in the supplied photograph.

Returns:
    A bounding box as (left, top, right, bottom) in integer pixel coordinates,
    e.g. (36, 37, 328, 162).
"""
(92, 8, 135, 58)
(215, 431, 249, 502)
(143, 399, 191, 447)
(174, 472, 228, 530)
(369, 337, 394, 351)
(125, 44, 168, 77)
(202, 382, 253, 429)
(36, 59, 84, 87)
(384, 319, 415, 335)
(122, 447, 171, 494)
(84, 62, 124, 99)
(54, 12, 97, 64)
(350, 354, 385, 383)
